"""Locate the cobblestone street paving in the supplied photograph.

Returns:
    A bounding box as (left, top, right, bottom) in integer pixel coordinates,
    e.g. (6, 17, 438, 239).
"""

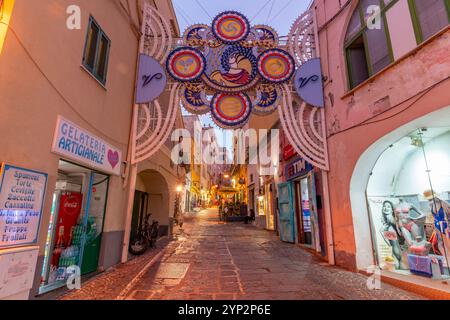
(122, 208, 424, 300)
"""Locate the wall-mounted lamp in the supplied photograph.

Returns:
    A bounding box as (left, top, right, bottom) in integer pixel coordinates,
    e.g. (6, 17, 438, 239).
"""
(410, 136, 424, 148)
(0, 0, 15, 55)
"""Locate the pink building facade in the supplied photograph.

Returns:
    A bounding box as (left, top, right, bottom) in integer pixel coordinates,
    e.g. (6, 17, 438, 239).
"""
(314, 0, 450, 292)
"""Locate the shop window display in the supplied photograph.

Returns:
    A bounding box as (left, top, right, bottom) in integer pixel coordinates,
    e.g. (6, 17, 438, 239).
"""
(367, 128, 450, 279)
(39, 161, 109, 294)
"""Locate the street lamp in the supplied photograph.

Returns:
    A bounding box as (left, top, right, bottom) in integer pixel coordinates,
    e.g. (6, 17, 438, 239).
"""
(224, 174, 229, 179)
(174, 184, 183, 227)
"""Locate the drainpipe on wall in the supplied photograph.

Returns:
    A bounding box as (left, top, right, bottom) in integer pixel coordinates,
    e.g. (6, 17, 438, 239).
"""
(313, 6, 335, 266)
(121, 79, 139, 263)
(121, 1, 145, 263)
(121, 164, 137, 263)
(321, 171, 335, 265)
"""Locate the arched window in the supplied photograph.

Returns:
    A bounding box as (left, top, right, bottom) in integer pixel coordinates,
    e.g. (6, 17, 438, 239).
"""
(345, 1, 393, 89)
(409, 0, 450, 42)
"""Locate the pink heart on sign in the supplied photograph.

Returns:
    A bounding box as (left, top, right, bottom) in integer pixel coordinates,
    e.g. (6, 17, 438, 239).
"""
(107, 150, 119, 169)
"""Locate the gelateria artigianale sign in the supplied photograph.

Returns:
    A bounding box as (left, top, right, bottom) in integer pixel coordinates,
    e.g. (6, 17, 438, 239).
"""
(51, 116, 122, 176)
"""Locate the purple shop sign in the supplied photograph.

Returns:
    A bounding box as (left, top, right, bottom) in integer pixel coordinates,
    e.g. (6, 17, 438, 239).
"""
(294, 58, 324, 108)
(135, 54, 167, 104)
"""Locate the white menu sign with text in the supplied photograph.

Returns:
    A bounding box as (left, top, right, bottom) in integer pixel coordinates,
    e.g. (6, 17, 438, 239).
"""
(0, 164, 48, 248)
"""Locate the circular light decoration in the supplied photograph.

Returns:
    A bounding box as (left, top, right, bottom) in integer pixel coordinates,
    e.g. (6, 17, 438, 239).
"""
(253, 85, 281, 115)
(210, 93, 252, 129)
(257, 48, 295, 83)
(212, 11, 250, 44)
(181, 86, 210, 115)
(166, 11, 295, 128)
(166, 47, 206, 82)
(202, 44, 259, 93)
(253, 25, 279, 47)
(183, 24, 208, 45)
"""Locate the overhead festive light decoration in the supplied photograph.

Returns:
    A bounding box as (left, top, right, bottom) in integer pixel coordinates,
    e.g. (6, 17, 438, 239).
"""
(132, 6, 329, 171)
(166, 11, 295, 129)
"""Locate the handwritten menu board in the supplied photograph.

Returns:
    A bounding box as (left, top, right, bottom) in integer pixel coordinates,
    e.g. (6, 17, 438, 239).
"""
(0, 164, 48, 248)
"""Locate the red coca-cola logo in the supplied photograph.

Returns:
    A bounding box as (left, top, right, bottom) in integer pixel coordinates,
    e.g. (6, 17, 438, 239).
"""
(64, 195, 80, 215)
(64, 202, 78, 208)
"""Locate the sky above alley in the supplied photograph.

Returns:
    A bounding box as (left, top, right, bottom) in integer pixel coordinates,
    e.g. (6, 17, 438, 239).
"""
(173, 0, 311, 151)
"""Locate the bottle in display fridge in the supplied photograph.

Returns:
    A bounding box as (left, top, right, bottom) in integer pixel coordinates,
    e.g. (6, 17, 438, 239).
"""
(48, 191, 83, 284)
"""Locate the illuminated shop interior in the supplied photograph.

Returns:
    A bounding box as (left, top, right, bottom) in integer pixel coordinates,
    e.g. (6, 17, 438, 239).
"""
(367, 127, 450, 279)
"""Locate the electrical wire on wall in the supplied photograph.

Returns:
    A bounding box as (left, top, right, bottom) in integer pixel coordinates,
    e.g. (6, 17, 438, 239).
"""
(327, 75, 450, 139)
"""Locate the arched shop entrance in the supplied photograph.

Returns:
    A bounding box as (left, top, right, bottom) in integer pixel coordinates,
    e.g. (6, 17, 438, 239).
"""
(131, 169, 170, 243)
(350, 106, 450, 282)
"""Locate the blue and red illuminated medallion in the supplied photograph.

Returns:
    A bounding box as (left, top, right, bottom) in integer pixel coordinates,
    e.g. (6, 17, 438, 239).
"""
(257, 49, 295, 83)
(210, 93, 252, 129)
(166, 47, 206, 82)
(212, 11, 250, 44)
(165, 11, 296, 129)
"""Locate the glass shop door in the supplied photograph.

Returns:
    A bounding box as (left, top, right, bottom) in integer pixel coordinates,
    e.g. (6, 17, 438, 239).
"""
(296, 177, 313, 246)
(39, 161, 109, 294)
(80, 172, 109, 275)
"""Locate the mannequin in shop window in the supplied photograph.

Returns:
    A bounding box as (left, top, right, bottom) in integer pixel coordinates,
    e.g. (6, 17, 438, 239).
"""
(380, 201, 405, 269)
(424, 189, 450, 265)
(394, 198, 429, 252)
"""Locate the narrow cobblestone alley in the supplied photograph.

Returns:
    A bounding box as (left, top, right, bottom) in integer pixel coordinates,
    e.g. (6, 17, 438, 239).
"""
(62, 208, 424, 300)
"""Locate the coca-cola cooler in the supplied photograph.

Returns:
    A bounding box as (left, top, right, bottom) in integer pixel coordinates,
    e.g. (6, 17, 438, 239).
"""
(55, 192, 83, 247)
(42, 191, 83, 287)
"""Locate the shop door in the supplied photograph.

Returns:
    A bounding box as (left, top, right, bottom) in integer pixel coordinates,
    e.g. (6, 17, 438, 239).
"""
(277, 182, 295, 243)
(249, 188, 255, 211)
(294, 181, 306, 244)
(80, 172, 110, 275)
(265, 184, 275, 230)
(299, 178, 313, 246)
(130, 191, 149, 243)
(307, 171, 321, 253)
(40, 162, 110, 293)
